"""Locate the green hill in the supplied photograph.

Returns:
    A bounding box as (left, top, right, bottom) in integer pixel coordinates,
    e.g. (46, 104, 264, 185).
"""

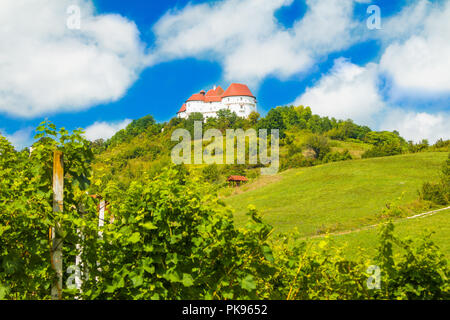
(223, 152, 448, 236)
(319, 207, 450, 259)
(91, 112, 449, 260)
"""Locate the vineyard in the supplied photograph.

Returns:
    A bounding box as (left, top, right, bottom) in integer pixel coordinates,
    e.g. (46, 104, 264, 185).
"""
(0, 121, 449, 300)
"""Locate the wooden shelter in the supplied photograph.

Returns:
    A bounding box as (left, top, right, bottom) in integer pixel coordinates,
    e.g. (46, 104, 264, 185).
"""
(227, 175, 248, 187)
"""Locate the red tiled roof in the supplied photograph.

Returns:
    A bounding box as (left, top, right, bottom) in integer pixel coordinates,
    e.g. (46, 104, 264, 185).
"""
(227, 175, 248, 182)
(183, 84, 253, 106)
(177, 104, 186, 113)
(205, 95, 222, 102)
(204, 86, 224, 102)
(222, 83, 254, 98)
(186, 93, 206, 102)
(215, 86, 225, 96)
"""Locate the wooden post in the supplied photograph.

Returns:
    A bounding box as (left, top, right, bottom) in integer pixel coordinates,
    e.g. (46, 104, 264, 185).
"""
(51, 151, 64, 300)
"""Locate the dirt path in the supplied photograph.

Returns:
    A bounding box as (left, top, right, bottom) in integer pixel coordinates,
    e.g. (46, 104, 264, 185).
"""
(305, 206, 450, 240)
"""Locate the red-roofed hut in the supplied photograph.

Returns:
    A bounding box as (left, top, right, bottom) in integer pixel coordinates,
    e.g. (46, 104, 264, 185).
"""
(227, 175, 248, 187)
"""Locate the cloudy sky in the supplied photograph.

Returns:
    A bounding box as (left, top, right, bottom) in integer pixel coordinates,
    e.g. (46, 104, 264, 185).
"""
(0, 0, 448, 149)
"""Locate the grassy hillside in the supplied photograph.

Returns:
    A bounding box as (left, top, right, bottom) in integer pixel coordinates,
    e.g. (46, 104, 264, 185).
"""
(316, 208, 450, 259)
(329, 139, 372, 159)
(223, 152, 448, 236)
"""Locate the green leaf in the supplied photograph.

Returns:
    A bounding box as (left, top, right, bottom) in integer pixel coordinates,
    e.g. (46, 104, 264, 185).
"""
(131, 274, 144, 287)
(151, 293, 160, 300)
(140, 222, 158, 230)
(240, 275, 256, 291)
(0, 285, 9, 300)
(128, 232, 141, 244)
(182, 273, 194, 287)
(105, 285, 116, 293)
(262, 244, 274, 262)
(163, 272, 180, 283)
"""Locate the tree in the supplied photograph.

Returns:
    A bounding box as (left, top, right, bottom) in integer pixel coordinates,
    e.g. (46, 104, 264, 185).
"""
(248, 111, 260, 126)
(202, 164, 220, 183)
(91, 139, 106, 154)
(126, 115, 156, 137)
(216, 109, 239, 131)
(186, 112, 204, 136)
(408, 139, 429, 153)
(307, 115, 322, 133)
(303, 134, 330, 160)
(364, 131, 404, 147)
(258, 107, 286, 138)
(279, 106, 298, 129)
(295, 105, 312, 122)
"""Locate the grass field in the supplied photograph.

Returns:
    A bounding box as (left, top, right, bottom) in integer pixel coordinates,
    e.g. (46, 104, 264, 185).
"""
(315, 208, 450, 259)
(224, 152, 448, 237)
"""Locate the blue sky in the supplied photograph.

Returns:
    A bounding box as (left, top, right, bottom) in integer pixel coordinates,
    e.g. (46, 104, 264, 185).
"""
(0, 0, 448, 149)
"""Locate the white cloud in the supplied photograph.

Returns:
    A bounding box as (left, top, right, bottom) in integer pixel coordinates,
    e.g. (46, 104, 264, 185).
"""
(0, 0, 151, 118)
(374, 0, 431, 42)
(291, 0, 357, 55)
(151, 0, 360, 85)
(84, 119, 132, 141)
(289, 1, 450, 134)
(0, 127, 34, 150)
(379, 1, 450, 97)
(381, 110, 450, 143)
(293, 58, 385, 125)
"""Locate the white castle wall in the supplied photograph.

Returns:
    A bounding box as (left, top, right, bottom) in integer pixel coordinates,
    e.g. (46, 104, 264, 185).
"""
(180, 96, 257, 119)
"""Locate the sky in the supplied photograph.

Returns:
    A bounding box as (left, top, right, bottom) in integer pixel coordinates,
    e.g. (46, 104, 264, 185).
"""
(0, 0, 449, 149)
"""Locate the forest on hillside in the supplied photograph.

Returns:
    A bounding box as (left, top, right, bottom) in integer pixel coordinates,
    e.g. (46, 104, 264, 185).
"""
(90, 106, 449, 189)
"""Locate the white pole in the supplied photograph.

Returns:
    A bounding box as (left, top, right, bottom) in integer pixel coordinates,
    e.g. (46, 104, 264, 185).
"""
(75, 230, 83, 293)
(98, 200, 105, 238)
(95, 199, 106, 283)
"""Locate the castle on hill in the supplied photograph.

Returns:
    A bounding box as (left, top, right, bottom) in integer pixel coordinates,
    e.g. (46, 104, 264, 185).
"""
(177, 83, 257, 120)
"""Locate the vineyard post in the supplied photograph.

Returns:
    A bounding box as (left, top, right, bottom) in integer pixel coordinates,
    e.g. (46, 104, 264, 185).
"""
(75, 205, 85, 296)
(98, 199, 105, 238)
(51, 150, 64, 300)
(93, 198, 106, 283)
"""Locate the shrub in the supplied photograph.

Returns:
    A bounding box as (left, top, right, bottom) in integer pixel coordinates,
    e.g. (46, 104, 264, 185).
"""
(280, 153, 315, 170)
(303, 134, 330, 160)
(270, 237, 370, 300)
(0, 121, 95, 299)
(202, 164, 220, 183)
(82, 168, 275, 300)
(374, 222, 449, 299)
(431, 139, 450, 151)
(408, 140, 429, 153)
(362, 142, 403, 158)
(419, 153, 450, 205)
(322, 150, 352, 163)
(269, 221, 450, 300)
(420, 182, 447, 205)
